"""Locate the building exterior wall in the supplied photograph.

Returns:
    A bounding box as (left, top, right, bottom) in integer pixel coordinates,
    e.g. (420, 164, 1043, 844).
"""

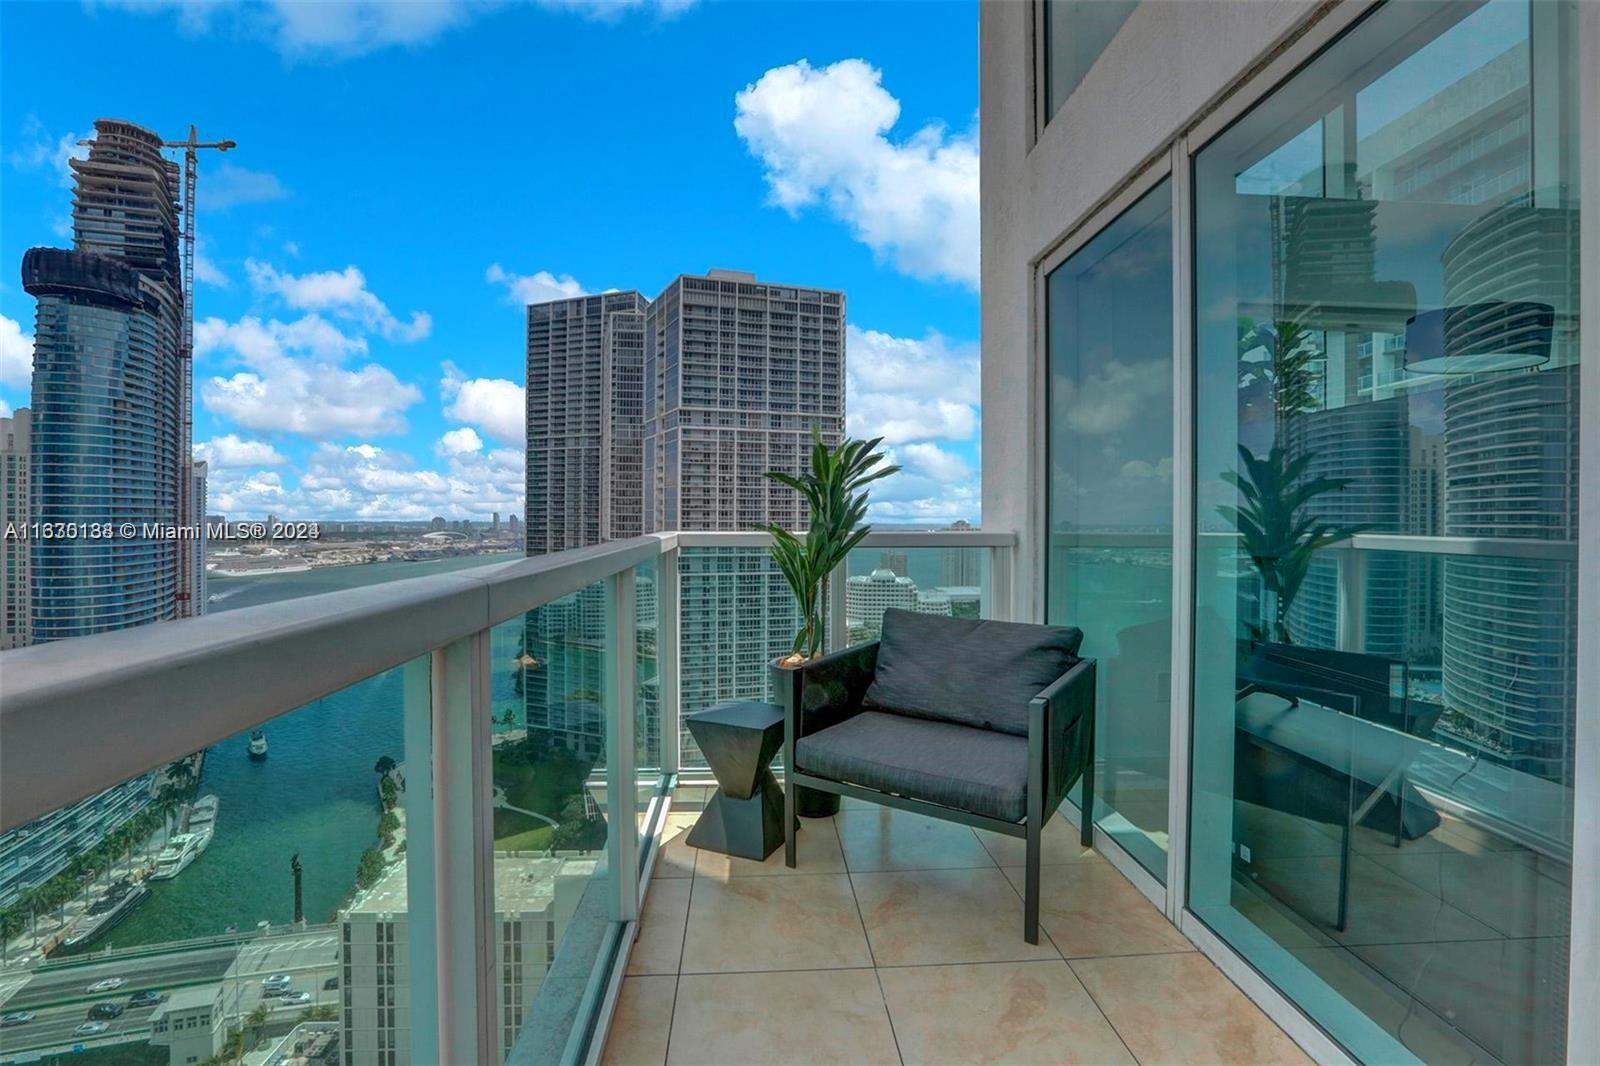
(1, 408, 30, 650)
(979, 0, 1320, 622)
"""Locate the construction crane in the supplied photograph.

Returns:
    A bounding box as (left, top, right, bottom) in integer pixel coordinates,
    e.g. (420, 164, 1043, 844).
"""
(163, 126, 236, 617)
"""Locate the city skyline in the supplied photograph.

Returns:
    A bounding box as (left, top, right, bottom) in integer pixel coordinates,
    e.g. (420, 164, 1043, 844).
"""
(0, 1, 983, 527)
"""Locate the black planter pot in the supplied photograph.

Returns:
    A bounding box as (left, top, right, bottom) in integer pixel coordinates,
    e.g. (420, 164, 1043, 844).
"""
(771, 657, 842, 818)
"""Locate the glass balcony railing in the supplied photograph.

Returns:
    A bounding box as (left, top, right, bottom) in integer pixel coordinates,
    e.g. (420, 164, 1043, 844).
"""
(0, 528, 1011, 1065)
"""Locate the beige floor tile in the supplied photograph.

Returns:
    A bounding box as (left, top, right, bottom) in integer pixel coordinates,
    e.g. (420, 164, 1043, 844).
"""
(601, 975, 676, 1066)
(851, 867, 1061, 966)
(1073, 952, 1312, 1065)
(680, 873, 872, 973)
(628, 877, 691, 975)
(694, 815, 846, 879)
(1002, 863, 1191, 958)
(878, 960, 1134, 1065)
(836, 808, 996, 872)
(654, 814, 700, 879)
(666, 970, 898, 1065)
(974, 812, 1100, 867)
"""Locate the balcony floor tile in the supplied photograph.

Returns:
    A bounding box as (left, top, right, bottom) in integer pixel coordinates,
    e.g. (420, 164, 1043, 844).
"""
(877, 960, 1135, 1065)
(601, 975, 676, 1066)
(851, 867, 1061, 967)
(1000, 862, 1192, 958)
(836, 808, 998, 873)
(614, 791, 1308, 1064)
(1071, 952, 1315, 1065)
(666, 969, 899, 1065)
(680, 873, 872, 973)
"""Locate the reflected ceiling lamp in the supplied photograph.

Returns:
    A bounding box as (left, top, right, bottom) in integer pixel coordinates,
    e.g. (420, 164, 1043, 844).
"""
(1402, 300, 1553, 374)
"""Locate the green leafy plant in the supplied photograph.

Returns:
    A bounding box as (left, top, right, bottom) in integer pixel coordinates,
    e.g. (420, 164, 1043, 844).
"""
(1218, 444, 1366, 644)
(763, 431, 899, 662)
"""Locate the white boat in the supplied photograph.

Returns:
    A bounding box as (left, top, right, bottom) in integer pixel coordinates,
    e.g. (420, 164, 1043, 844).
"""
(149, 833, 202, 881)
(62, 879, 147, 948)
(186, 794, 219, 832)
(248, 731, 268, 759)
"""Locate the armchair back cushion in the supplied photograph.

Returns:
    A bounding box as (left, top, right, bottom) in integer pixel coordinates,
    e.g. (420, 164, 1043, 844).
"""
(861, 609, 1083, 736)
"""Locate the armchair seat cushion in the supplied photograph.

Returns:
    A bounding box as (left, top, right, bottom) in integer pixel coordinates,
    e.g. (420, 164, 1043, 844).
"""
(795, 711, 1029, 822)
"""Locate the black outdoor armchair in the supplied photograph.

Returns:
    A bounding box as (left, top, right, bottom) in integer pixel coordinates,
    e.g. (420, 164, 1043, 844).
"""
(775, 608, 1096, 945)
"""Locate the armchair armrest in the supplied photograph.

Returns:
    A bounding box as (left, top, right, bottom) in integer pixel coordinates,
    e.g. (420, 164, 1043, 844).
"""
(776, 641, 879, 749)
(1029, 657, 1097, 816)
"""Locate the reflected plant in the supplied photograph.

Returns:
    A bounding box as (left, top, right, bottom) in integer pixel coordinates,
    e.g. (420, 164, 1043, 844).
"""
(764, 429, 899, 662)
(1218, 444, 1366, 644)
(1240, 316, 1322, 437)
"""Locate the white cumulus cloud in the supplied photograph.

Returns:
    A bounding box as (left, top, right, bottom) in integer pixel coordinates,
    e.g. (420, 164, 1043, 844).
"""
(246, 260, 431, 343)
(485, 263, 587, 306)
(735, 58, 978, 289)
(441, 362, 525, 447)
(845, 324, 979, 445)
(436, 426, 484, 456)
(199, 313, 421, 439)
(194, 434, 289, 468)
(0, 314, 34, 390)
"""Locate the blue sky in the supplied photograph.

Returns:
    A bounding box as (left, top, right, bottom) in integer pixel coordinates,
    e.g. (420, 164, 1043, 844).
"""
(0, 0, 981, 524)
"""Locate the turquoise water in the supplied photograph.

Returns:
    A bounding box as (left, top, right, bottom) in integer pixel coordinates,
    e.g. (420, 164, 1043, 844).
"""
(102, 554, 518, 949)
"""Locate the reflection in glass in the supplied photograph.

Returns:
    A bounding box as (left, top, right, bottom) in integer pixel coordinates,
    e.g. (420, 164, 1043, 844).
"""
(1042, 0, 1137, 121)
(1191, 1, 1579, 1061)
(0, 659, 429, 1065)
(495, 581, 614, 1061)
(1046, 180, 1173, 880)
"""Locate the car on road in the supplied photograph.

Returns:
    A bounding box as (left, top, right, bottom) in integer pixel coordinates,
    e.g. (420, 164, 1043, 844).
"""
(262, 974, 293, 994)
(88, 1001, 126, 1019)
(282, 991, 313, 1005)
(74, 1020, 110, 1036)
(128, 990, 168, 1008)
(85, 977, 124, 993)
(0, 1011, 34, 1027)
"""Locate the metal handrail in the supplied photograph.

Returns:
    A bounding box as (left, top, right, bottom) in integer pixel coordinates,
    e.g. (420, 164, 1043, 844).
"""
(0, 529, 1014, 833)
(0, 534, 668, 832)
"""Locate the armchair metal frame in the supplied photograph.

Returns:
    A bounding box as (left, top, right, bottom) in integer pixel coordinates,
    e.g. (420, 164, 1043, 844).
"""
(776, 640, 1097, 944)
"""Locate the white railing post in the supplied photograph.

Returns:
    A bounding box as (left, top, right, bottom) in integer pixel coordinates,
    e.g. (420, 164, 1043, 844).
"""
(606, 569, 640, 918)
(402, 656, 438, 1062)
(658, 548, 680, 777)
(431, 630, 495, 1065)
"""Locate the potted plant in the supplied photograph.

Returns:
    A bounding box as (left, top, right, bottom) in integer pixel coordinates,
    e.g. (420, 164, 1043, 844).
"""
(763, 431, 899, 665)
(764, 431, 898, 817)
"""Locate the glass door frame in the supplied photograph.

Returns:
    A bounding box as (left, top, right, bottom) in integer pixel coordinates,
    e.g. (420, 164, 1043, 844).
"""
(1026, 2, 1599, 1061)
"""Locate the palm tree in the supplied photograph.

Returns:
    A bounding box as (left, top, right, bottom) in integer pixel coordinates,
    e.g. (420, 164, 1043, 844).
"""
(1218, 444, 1367, 643)
(763, 431, 899, 662)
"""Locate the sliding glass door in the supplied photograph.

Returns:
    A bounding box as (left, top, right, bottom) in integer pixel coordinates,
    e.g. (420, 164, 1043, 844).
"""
(1189, 1, 1581, 1060)
(1046, 180, 1173, 880)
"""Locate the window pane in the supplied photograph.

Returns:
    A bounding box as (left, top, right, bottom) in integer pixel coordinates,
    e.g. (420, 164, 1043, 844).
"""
(494, 581, 614, 1061)
(843, 545, 992, 644)
(1046, 179, 1173, 880)
(0, 657, 429, 1065)
(1190, 1, 1579, 1060)
(1043, 0, 1137, 121)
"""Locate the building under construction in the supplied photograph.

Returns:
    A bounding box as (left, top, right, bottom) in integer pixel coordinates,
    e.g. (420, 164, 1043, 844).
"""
(19, 118, 208, 640)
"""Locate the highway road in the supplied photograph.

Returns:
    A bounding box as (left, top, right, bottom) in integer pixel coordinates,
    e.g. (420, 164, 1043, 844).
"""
(0, 931, 338, 1061)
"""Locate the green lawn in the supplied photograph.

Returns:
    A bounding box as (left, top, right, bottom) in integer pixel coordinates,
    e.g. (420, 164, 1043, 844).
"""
(494, 808, 555, 852)
(492, 746, 589, 817)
